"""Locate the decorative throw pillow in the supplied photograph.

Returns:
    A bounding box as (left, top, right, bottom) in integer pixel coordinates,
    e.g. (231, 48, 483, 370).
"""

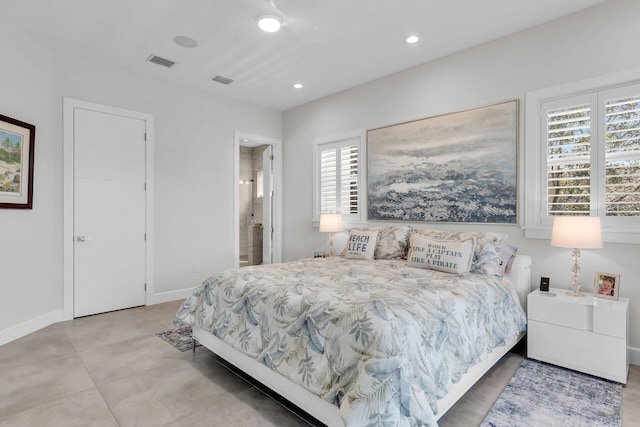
(346, 226, 412, 259)
(499, 243, 518, 274)
(344, 229, 379, 260)
(407, 233, 476, 275)
(413, 228, 508, 276)
(469, 232, 509, 276)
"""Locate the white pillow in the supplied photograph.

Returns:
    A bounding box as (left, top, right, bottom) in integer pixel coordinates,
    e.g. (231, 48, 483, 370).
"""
(412, 228, 508, 276)
(345, 226, 411, 259)
(344, 229, 379, 260)
(407, 234, 476, 274)
(499, 243, 518, 274)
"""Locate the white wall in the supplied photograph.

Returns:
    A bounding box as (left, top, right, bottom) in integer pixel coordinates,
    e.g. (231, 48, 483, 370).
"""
(0, 21, 281, 338)
(282, 0, 640, 354)
(3, 0, 639, 358)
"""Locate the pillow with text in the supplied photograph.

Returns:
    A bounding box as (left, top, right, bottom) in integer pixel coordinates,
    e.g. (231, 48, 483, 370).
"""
(344, 229, 379, 260)
(407, 233, 476, 275)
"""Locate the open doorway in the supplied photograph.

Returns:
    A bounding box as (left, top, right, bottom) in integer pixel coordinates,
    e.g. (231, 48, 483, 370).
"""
(239, 143, 269, 266)
(234, 132, 282, 268)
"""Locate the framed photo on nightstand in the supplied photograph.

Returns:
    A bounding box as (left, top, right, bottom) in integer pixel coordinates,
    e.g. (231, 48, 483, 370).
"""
(594, 272, 620, 300)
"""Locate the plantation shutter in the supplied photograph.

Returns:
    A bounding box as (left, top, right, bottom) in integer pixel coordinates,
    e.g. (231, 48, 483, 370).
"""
(545, 99, 594, 216)
(320, 148, 338, 213)
(603, 92, 640, 217)
(340, 145, 358, 215)
(319, 143, 359, 215)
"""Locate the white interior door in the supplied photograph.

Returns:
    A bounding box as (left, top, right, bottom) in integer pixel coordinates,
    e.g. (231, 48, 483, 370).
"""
(262, 145, 273, 264)
(73, 108, 147, 317)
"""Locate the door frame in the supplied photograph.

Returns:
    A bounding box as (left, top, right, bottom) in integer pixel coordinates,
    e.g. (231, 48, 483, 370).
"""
(62, 98, 154, 320)
(233, 131, 282, 267)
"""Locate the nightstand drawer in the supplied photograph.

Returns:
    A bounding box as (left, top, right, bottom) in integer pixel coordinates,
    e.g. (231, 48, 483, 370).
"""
(593, 298, 629, 339)
(528, 292, 593, 331)
(528, 320, 628, 383)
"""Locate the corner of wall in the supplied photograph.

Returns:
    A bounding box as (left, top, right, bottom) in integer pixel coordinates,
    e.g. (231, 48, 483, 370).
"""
(0, 310, 64, 347)
(629, 346, 640, 367)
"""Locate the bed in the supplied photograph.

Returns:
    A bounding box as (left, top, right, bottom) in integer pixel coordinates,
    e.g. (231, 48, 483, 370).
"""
(175, 227, 530, 426)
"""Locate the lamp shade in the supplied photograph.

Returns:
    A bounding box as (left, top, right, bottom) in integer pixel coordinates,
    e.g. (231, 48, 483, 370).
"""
(319, 213, 343, 233)
(551, 216, 603, 249)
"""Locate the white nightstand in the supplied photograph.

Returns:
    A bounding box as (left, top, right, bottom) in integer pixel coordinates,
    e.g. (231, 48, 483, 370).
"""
(527, 288, 629, 384)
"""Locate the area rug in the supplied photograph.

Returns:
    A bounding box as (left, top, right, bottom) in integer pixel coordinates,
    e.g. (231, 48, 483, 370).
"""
(481, 360, 622, 427)
(156, 324, 201, 352)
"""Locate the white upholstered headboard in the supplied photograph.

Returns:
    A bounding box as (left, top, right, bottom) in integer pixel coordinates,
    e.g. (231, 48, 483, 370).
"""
(332, 231, 532, 309)
(508, 254, 532, 311)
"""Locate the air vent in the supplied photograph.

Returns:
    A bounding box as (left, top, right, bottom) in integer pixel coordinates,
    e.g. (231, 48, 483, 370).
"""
(146, 54, 176, 68)
(211, 75, 234, 85)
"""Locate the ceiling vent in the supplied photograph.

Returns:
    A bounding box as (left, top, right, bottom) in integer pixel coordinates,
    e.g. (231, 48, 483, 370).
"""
(211, 75, 234, 85)
(146, 54, 176, 68)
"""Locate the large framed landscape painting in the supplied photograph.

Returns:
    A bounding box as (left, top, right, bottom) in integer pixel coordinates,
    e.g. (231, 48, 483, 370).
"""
(0, 114, 35, 209)
(367, 100, 518, 223)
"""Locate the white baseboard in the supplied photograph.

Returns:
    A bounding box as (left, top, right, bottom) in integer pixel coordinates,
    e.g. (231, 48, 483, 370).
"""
(0, 289, 194, 347)
(0, 310, 64, 347)
(629, 346, 640, 367)
(147, 287, 196, 306)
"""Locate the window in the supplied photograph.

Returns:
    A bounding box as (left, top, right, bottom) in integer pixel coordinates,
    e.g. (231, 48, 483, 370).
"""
(544, 95, 595, 217)
(319, 144, 358, 215)
(602, 91, 640, 218)
(525, 72, 640, 243)
(313, 130, 366, 225)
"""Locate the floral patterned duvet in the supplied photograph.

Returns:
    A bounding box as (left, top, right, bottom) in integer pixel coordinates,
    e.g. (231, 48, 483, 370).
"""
(175, 257, 526, 426)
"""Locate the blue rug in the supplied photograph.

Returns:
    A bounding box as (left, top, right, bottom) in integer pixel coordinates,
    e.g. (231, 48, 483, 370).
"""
(481, 359, 622, 427)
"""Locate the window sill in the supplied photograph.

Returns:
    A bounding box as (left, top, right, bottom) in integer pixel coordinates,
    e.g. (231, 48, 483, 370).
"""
(524, 226, 640, 245)
(311, 219, 368, 230)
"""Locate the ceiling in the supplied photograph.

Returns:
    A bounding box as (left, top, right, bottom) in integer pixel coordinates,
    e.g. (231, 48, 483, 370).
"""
(0, 0, 607, 111)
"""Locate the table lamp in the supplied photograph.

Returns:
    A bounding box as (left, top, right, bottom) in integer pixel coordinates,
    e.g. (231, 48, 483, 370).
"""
(319, 213, 343, 256)
(550, 216, 603, 296)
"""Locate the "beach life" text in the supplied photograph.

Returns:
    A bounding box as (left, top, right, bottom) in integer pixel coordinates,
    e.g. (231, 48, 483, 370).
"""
(348, 234, 371, 253)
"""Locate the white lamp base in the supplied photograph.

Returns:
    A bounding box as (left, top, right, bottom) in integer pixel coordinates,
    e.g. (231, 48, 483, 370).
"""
(328, 232, 334, 257)
(566, 290, 585, 297)
(567, 248, 584, 297)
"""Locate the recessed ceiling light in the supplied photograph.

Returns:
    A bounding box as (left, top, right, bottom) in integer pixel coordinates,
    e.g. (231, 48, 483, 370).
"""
(405, 35, 419, 44)
(257, 13, 283, 32)
(173, 35, 198, 48)
(293, 83, 303, 89)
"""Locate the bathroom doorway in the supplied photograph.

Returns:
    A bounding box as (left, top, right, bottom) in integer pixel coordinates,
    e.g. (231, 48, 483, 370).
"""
(239, 143, 268, 266)
(234, 132, 282, 268)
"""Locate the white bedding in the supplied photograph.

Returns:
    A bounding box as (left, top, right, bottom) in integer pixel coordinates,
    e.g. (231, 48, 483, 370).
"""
(176, 256, 527, 426)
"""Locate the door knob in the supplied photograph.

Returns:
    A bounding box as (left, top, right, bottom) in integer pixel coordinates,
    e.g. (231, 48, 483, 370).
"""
(76, 235, 93, 242)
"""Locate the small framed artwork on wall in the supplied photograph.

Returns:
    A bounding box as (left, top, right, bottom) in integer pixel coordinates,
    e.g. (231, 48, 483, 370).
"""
(0, 113, 35, 209)
(594, 272, 620, 301)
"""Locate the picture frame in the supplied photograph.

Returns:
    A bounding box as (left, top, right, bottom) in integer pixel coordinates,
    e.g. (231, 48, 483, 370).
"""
(0, 113, 35, 209)
(367, 100, 518, 223)
(593, 272, 620, 301)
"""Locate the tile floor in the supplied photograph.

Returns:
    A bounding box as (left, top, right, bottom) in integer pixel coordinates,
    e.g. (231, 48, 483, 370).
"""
(1, 300, 638, 426)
